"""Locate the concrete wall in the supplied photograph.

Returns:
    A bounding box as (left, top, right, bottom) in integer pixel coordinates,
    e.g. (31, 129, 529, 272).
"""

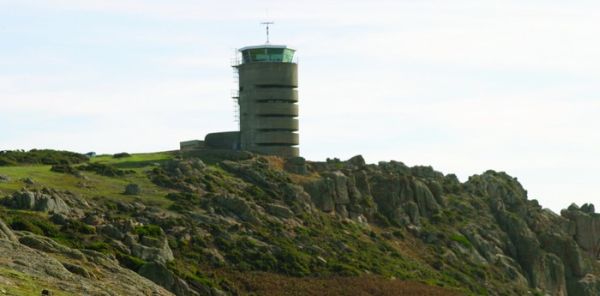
(180, 140, 205, 151)
(205, 131, 240, 150)
(238, 62, 299, 158)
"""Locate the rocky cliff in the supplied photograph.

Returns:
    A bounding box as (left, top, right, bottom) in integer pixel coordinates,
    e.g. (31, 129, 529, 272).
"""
(0, 150, 598, 295)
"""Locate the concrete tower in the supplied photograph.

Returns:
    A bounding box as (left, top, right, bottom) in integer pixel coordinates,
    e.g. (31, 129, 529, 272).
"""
(236, 44, 299, 157)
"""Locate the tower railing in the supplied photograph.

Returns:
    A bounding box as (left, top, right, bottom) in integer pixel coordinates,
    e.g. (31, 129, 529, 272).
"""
(231, 48, 240, 124)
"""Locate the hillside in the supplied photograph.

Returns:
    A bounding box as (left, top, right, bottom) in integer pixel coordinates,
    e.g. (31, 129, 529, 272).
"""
(0, 149, 598, 295)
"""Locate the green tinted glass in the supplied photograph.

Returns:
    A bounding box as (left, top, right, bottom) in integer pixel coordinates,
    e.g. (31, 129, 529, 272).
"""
(242, 48, 295, 63)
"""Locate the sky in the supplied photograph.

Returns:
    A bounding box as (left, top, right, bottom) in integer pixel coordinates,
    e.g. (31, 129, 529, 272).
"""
(1, 0, 599, 213)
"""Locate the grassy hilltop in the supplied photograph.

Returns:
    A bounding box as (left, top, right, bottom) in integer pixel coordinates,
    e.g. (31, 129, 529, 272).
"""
(0, 149, 598, 295)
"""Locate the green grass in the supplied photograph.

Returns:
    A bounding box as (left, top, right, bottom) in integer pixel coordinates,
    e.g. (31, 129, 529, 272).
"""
(450, 234, 472, 248)
(91, 152, 174, 169)
(0, 151, 177, 209)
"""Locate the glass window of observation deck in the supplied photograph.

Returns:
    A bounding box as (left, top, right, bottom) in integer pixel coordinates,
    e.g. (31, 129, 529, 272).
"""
(242, 48, 295, 63)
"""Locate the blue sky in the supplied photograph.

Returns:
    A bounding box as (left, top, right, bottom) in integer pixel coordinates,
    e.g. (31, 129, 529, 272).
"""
(1, 0, 599, 213)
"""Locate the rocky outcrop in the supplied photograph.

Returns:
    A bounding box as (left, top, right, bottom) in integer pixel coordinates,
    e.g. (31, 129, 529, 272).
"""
(0, 221, 172, 295)
(572, 274, 600, 296)
(2, 189, 70, 213)
(465, 170, 600, 296)
(0, 217, 17, 242)
(370, 174, 440, 225)
(19, 234, 85, 260)
(561, 204, 600, 258)
(138, 262, 203, 296)
(1, 153, 599, 295)
(304, 177, 336, 212)
(128, 235, 175, 264)
(303, 167, 375, 222)
(214, 194, 260, 224)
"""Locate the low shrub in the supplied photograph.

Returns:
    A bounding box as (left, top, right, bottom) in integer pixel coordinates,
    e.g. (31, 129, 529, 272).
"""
(113, 152, 131, 159)
(9, 215, 60, 237)
(78, 163, 134, 177)
(84, 241, 111, 253)
(117, 253, 146, 271)
(50, 164, 81, 176)
(450, 234, 472, 248)
(0, 149, 88, 166)
(134, 225, 163, 237)
(62, 220, 96, 235)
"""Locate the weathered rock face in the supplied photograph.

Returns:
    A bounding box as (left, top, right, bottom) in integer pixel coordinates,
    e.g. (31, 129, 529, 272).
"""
(284, 157, 308, 175)
(1, 154, 599, 296)
(572, 274, 600, 296)
(0, 217, 172, 295)
(464, 171, 600, 296)
(214, 194, 260, 224)
(138, 262, 203, 296)
(129, 235, 175, 264)
(304, 177, 336, 212)
(534, 252, 567, 296)
(561, 205, 600, 258)
(265, 203, 294, 219)
(2, 189, 71, 213)
(302, 166, 376, 222)
(369, 174, 440, 225)
(296, 162, 600, 295)
(0, 217, 17, 242)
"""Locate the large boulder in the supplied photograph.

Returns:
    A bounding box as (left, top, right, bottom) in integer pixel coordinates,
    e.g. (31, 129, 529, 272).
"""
(570, 274, 600, 296)
(322, 171, 350, 205)
(412, 179, 440, 217)
(126, 234, 174, 264)
(284, 157, 308, 175)
(2, 190, 70, 213)
(494, 254, 530, 291)
(466, 171, 528, 215)
(346, 155, 366, 169)
(561, 205, 600, 257)
(539, 232, 587, 278)
(138, 262, 203, 296)
(495, 210, 541, 283)
(0, 218, 17, 242)
(303, 178, 335, 212)
(214, 195, 260, 224)
(532, 252, 567, 296)
(370, 174, 440, 224)
(265, 203, 294, 219)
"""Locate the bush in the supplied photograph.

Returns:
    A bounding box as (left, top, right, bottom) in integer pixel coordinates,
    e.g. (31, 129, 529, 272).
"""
(113, 152, 131, 159)
(117, 253, 146, 271)
(450, 234, 472, 248)
(9, 215, 60, 237)
(124, 183, 141, 195)
(10, 218, 43, 235)
(134, 225, 163, 237)
(166, 192, 201, 212)
(84, 241, 111, 253)
(0, 149, 88, 166)
(62, 220, 96, 234)
(78, 163, 134, 177)
(328, 262, 361, 276)
(373, 212, 391, 227)
(50, 164, 80, 176)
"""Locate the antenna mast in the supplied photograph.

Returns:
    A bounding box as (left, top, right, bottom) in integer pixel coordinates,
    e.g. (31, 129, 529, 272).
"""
(260, 21, 274, 44)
